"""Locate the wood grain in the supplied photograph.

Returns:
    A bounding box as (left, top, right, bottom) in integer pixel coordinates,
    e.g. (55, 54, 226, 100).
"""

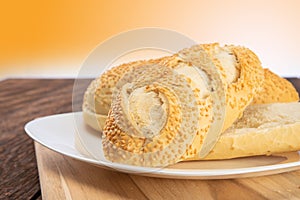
(35, 142, 300, 200)
(1, 78, 300, 200)
(0, 79, 90, 200)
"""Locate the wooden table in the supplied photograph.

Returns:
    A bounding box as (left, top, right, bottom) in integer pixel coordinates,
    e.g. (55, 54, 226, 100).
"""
(1, 78, 300, 200)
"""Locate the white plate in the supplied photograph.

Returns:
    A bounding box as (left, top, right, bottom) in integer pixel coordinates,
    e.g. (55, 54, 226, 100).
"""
(25, 112, 300, 179)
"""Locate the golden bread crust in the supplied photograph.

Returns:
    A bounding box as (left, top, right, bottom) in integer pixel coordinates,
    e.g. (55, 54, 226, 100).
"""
(200, 44, 265, 131)
(252, 68, 299, 104)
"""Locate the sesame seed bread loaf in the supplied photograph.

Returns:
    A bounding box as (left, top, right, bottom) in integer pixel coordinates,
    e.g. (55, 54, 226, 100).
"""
(83, 43, 265, 132)
(81, 43, 299, 167)
(101, 44, 267, 167)
(194, 102, 300, 160)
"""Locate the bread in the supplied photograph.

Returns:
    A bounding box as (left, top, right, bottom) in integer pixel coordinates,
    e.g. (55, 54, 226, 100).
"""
(102, 50, 226, 166)
(82, 77, 107, 131)
(82, 57, 171, 131)
(82, 43, 299, 167)
(94, 59, 168, 115)
(198, 44, 264, 131)
(252, 68, 299, 104)
(83, 68, 298, 133)
(83, 59, 159, 131)
(190, 102, 300, 160)
(83, 43, 265, 132)
(101, 44, 267, 167)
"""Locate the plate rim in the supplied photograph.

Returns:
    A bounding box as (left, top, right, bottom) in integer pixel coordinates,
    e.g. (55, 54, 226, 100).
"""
(24, 112, 300, 179)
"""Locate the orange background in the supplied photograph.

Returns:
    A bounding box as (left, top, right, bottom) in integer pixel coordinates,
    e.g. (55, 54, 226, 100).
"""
(1, 0, 300, 78)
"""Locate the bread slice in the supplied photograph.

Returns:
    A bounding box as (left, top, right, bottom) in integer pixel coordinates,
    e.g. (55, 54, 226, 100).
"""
(102, 59, 226, 166)
(190, 102, 300, 160)
(199, 43, 264, 131)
